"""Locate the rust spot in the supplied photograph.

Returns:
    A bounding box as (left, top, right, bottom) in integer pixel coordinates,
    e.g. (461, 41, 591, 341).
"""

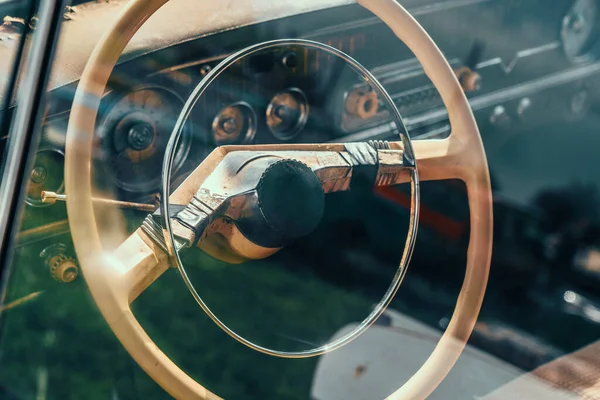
(354, 364, 367, 378)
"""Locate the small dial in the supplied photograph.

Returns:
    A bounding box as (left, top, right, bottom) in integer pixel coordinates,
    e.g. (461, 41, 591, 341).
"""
(562, 0, 600, 62)
(212, 102, 257, 145)
(97, 87, 191, 193)
(266, 88, 309, 141)
(26, 149, 64, 207)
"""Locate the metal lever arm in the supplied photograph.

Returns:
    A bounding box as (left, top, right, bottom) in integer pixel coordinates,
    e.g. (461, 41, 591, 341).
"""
(41, 191, 158, 212)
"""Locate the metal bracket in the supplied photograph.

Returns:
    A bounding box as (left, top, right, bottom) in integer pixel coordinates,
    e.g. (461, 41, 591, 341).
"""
(141, 205, 189, 254)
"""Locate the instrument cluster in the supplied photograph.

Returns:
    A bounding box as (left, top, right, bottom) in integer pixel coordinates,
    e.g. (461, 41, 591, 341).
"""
(19, 42, 362, 214)
(95, 86, 191, 194)
(18, 0, 600, 243)
(114, 41, 373, 193)
(181, 43, 352, 149)
(20, 42, 368, 242)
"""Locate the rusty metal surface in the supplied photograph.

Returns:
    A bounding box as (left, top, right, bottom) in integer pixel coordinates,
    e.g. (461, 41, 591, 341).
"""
(0, 0, 354, 109)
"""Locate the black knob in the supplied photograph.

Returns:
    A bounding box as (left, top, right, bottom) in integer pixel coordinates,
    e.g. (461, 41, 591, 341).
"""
(127, 122, 155, 151)
(256, 159, 325, 243)
(281, 52, 298, 69)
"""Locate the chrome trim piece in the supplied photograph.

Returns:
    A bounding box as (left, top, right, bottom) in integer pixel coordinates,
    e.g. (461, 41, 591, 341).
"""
(141, 215, 186, 254)
(391, 83, 437, 102)
(563, 290, 600, 325)
(266, 88, 310, 141)
(354, 41, 559, 93)
(212, 101, 258, 145)
(338, 121, 398, 142)
(374, 58, 461, 87)
(415, 123, 451, 140)
(336, 61, 600, 142)
(370, 58, 424, 79)
(475, 42, 562, 73)
(342, 40, 562, 134)
(425, 61, 600, 126)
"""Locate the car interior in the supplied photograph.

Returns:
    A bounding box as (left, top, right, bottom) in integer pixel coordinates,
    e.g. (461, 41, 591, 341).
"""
(1, 0, 600, 399)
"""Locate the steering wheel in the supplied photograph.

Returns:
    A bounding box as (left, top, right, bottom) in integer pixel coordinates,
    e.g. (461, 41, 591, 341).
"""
(64, 0, 493, 398)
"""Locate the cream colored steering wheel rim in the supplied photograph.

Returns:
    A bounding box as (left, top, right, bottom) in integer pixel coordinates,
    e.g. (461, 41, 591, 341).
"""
(64, 0, 493, 399)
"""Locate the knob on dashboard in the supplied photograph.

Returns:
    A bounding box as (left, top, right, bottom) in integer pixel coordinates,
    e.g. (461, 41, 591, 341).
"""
(455, 66, 482, 93)
(345, 87, 379, 120)
(455, 40, 484, 93)
(562, 0, 600, 62)
(40, 244, 79, 284)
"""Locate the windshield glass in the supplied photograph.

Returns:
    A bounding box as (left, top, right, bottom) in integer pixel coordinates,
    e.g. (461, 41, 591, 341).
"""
(1, 0, 600, 399)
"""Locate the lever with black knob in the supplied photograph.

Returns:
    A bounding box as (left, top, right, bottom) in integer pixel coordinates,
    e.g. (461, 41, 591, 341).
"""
(455, 40, 485, 93)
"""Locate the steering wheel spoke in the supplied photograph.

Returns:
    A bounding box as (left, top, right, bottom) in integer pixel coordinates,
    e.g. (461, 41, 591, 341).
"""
(104, 148, 231, 304)
(114, 133, 473, 306)
(389, 136, 471, 183)
(112, 228, 170, 303)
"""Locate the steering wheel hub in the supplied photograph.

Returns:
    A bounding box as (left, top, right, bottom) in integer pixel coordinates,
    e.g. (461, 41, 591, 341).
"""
(257, 159, 325, 242)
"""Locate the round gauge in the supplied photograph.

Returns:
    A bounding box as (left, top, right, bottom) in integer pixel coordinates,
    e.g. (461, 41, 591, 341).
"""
(26, 149, 64, 207)
(97, 87, 191, 193)
(266, 88, 309, 141)
(211, 102, 257, 145)
(562, 0, 600, 62)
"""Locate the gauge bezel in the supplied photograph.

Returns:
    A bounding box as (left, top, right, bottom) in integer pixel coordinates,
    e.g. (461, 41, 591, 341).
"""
(211, 101, 258, 145)
(96, 85, 193, 193)
(266, 87, 310, 141)
(25, 148, 65, 208)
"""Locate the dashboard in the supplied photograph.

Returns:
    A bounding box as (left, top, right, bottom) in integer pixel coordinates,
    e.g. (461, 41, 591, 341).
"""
(4, 0, 600, 398)
(10, 0, 599, 267)
(10, 0, 600, 290)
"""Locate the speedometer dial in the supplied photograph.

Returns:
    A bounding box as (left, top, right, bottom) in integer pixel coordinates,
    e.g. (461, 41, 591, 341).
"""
(562, 0, 600, 62)
(97, 87, 191, 193)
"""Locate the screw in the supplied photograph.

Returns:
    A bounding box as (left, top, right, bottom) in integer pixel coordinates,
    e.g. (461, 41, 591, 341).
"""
(490, 105, 510, 127)
(517, 97, 532, 116)
(200, 65, 212, 76)
(281, 52, 298, 69)
(30, 166, 47, 184)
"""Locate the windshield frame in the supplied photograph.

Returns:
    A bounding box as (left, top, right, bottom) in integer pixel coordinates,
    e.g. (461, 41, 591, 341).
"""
(0, 0, 68, 314)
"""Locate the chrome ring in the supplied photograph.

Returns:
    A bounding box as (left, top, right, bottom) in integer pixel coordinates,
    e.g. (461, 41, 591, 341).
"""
(161, 38, 420, 358)
(25, 148, 65, 208)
